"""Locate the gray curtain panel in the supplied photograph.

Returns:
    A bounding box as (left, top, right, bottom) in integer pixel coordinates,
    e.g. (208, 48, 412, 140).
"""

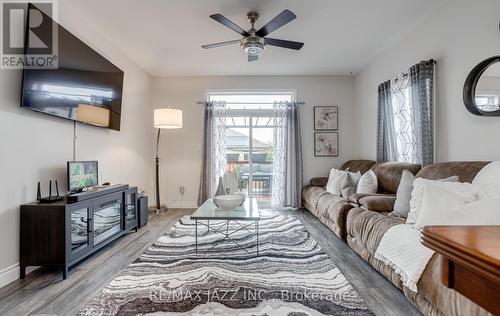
(409, 60, 435, 166)
(197, 101, 227, 206)
(198, 102, 214, 206)
(272, 102, 303, 207)
(376, 80, 398, 162)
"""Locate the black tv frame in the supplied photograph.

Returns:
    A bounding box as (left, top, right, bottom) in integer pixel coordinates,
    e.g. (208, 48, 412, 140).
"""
(20, 3, 124, 131)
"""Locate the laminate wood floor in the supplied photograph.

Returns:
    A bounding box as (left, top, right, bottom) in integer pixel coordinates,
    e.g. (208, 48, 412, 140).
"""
(0, 208, 421, 316)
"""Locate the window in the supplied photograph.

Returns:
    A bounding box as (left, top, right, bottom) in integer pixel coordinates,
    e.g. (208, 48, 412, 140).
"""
(377, 60, 435, 166)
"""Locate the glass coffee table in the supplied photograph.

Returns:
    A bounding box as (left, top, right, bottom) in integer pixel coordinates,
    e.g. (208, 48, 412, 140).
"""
(190, 198, 261, 254)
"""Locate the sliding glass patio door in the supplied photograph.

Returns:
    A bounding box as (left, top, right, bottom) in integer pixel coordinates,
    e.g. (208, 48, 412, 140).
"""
(208, 92, 294, 208)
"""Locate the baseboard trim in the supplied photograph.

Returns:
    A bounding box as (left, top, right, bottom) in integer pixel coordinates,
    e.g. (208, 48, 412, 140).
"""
(165, 200, 198, 209)
(0, 263, 38, 288)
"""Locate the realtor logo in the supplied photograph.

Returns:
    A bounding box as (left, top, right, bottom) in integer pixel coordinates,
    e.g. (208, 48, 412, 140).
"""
(1, 0, 58, 69)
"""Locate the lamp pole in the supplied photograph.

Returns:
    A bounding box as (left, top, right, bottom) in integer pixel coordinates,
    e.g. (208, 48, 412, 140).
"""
(153, 107, 182, 213)
(155, 128, 163, 212)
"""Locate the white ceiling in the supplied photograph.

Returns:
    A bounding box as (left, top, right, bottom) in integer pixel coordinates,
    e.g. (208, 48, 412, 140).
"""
(67, 0, 448, 76)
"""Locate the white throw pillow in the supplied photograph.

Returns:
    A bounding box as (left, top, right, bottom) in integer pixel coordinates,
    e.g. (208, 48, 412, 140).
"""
(472, 161, 500, 199)
(341, 171, 362, 198)
(356, 170, 378, 194)
(326, 168, 348, 196)
(406, 178, 478, 225)
(325, 168, 340, 193)
(415, 184, 500, 229)
(330, 170, 349, 196)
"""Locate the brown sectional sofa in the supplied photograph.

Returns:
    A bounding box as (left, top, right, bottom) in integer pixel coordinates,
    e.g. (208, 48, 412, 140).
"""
(302, 159, 375, 239)
(302, 160, 492, 316)
(302, 159, 420, 239)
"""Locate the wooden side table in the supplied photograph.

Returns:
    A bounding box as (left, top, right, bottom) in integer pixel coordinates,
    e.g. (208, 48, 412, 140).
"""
(421, 226, 500, 315)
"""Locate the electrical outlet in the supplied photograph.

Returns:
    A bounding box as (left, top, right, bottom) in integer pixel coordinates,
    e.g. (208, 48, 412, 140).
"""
(179, 186, 185, 195)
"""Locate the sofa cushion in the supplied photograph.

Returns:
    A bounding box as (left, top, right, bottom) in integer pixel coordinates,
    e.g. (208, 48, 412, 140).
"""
(310, 177, 328, 187)
(303, 188, 352, 240)
(346, 208, 404, 255)
(349, 193, 395, 205)
(359, 195, 397, 212)
(308, 160, 376, 188)
(302, 185, 328, 214)
(340, 159, 376, 174)
(316, 193, 345, 218)
(416, 161, 489, 183)
(371, 162, 421, 194)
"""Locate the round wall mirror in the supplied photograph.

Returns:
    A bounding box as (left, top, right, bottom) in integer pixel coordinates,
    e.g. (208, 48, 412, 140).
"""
(463, 56, 500, 116)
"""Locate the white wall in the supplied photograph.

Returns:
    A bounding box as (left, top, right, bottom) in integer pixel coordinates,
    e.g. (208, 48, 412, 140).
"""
(152, 76, 355, 208)
(0, 2, 154, 287)
(354, 0, 500, 162)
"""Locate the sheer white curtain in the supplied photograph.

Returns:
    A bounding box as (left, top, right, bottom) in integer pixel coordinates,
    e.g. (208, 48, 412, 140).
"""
(198, 101, 227, 205)
(272, 101, 303, 208)
(212, 101, 227, 189)
(272, 102, 286, 207)
(377, 60, 435, 166)
(391, 75, 418, 164)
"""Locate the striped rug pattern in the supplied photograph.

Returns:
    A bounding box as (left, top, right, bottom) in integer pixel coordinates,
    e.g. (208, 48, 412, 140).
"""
(79, 212, 373, 315)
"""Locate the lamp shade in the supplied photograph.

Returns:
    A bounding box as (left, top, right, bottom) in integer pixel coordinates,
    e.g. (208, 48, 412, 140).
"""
(154, 108, 182, 129)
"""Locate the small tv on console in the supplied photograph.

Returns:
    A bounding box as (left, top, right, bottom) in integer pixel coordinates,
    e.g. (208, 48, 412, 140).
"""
(21, 5, 124, 131)
(68, 161, 98, 193)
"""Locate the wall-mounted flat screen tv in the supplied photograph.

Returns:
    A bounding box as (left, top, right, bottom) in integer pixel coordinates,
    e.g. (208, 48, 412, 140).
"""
(21, 4, 124, 131)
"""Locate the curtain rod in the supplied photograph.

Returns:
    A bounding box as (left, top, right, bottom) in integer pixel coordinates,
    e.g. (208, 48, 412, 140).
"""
(196, 101, 305, 105)
(394, 59, 436, 82)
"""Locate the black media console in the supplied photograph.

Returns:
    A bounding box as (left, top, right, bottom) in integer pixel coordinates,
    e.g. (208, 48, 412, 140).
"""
(20, 185, 138, 279)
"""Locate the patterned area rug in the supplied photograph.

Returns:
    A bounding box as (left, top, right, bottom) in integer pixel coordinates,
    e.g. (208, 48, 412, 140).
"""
(79, 212, 373, 315)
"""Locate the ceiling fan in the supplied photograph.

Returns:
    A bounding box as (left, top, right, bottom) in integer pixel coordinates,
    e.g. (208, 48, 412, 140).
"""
(202, 9, 304, 62)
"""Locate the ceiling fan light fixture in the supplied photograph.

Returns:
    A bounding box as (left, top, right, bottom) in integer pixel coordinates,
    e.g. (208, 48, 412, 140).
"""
(203, 9, 303, 62)
(241, 36, 265, 56)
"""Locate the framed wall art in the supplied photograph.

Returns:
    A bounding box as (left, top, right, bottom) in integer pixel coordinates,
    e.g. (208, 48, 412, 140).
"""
(314, 132, 338, 157)
(314, 106, 338, 130)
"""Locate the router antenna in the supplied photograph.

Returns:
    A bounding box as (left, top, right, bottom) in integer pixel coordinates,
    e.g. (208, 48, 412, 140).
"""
(37, 182, 41, 201)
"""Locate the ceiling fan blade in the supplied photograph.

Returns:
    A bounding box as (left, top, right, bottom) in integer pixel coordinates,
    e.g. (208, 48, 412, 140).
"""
(265, 38, 304, 50)
(202, 40, 241, 49)
(248, 55, 258, 62)
(210, 14, 250, 37)
(256, 9, 296, 37)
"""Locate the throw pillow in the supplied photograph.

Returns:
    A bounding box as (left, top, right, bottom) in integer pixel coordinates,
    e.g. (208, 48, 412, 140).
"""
(392, 170, 415, 218)
(472, 161, 500, 199)
(325, 168, 340, 193)
(415, 184, 500, 229)
(356, 170, 378, 194)
(406, 177, 476, 225)
(326, 168, 348, 196)
(341, 171, 362, 199)
(330, 170, 349, 196)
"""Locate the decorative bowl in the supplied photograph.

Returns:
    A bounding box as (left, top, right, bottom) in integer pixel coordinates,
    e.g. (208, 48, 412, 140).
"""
(214, 194, 243, 210)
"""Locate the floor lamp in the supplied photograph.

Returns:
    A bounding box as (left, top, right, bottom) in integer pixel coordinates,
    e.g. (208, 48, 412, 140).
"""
(154, 108, 183, 212)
